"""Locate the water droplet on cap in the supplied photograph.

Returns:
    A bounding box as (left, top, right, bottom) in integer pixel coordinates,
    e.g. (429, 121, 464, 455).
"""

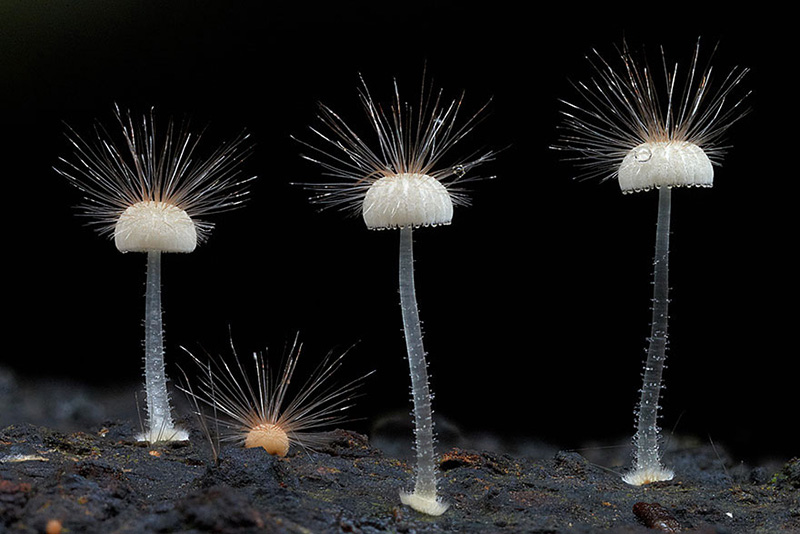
(634, 146, 652, 162)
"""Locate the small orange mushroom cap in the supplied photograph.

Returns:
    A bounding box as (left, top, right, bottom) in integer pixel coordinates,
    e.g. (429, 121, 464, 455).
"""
(244, 423, 291, 457)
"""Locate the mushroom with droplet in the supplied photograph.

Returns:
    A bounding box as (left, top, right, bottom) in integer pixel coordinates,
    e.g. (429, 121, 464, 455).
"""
(553, 39, 749, 485)
(295, 74, 493, 514)
(55, 105, 255, 443)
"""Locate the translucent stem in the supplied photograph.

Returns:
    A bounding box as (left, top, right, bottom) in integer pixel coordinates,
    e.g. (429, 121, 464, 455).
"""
(397, 226, 445, 512)
(141, 250, 180, 441)
(627, 185, 674, 483)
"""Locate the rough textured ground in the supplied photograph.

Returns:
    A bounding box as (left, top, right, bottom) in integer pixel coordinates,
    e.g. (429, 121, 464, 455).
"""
(1, 368, 798, 533)
(2, 419, 799, 533)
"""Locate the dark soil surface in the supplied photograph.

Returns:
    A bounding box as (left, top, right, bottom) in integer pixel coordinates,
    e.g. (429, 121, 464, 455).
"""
(2, 369, 799, 533)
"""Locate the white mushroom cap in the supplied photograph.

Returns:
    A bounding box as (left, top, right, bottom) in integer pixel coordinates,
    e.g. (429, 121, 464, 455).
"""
(114, 201, 198, 253)
(618, 141, 713, 193)
(362, 173, 453, 230)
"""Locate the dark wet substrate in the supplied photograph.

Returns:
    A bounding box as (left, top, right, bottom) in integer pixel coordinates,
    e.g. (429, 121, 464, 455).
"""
(2, 419, 798, 534)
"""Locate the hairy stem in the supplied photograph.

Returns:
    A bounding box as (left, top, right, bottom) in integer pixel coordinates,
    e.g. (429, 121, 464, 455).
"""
(143, 250, 177, 440)
(632, 185, 672, 474)
(398, 226, 439, 499)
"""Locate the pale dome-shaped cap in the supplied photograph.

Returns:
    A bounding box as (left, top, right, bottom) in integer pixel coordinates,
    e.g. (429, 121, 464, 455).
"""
(362, 173, 453, 230)
(618, 141, 713, 193)
(114, 200, 198, 253)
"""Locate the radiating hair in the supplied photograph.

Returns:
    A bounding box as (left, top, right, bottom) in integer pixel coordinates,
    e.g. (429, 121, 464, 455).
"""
(179, 334, 372, 455)
(294, 73, 495, 217)
(553, 38, 750, 182)
(55, 104, 255, 242)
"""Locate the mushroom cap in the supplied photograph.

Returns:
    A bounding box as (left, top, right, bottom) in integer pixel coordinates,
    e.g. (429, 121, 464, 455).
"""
(244, 422, 291, 457)
(362, 173, 453, 230)
(114, 200, 198, 253)
(618, 141, 713, 193)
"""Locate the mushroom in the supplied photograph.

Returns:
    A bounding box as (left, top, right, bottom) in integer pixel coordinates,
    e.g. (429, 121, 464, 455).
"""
(56, 105, 255, 443)
(553, 40, 749, 485)
(178, 334, 372, 457)
(296, 74, 493, 514)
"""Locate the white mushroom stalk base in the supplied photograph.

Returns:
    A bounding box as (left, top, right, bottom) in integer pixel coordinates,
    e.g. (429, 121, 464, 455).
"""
(136, 250, 188, 443)
(397, 226, 449, 515)
(399, 490, 450, 517)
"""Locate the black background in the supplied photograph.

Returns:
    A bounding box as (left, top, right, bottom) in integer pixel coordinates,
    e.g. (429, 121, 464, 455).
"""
(2, 2, 794, 463)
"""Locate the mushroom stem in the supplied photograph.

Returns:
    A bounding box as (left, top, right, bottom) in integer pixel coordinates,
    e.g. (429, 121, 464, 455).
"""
(141, 250, 181, 441)
(627, 185, 674, 484)
(397, 226, 446, 513)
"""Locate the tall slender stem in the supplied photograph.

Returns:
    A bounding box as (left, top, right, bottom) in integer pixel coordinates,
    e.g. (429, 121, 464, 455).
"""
(629, 185, 673, 482)
(142, 250, 177, 440)
(398, 226, 439, 500)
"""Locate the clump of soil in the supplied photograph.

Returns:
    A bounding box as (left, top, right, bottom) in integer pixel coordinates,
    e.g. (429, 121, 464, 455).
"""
(2, 418, 798, 533)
